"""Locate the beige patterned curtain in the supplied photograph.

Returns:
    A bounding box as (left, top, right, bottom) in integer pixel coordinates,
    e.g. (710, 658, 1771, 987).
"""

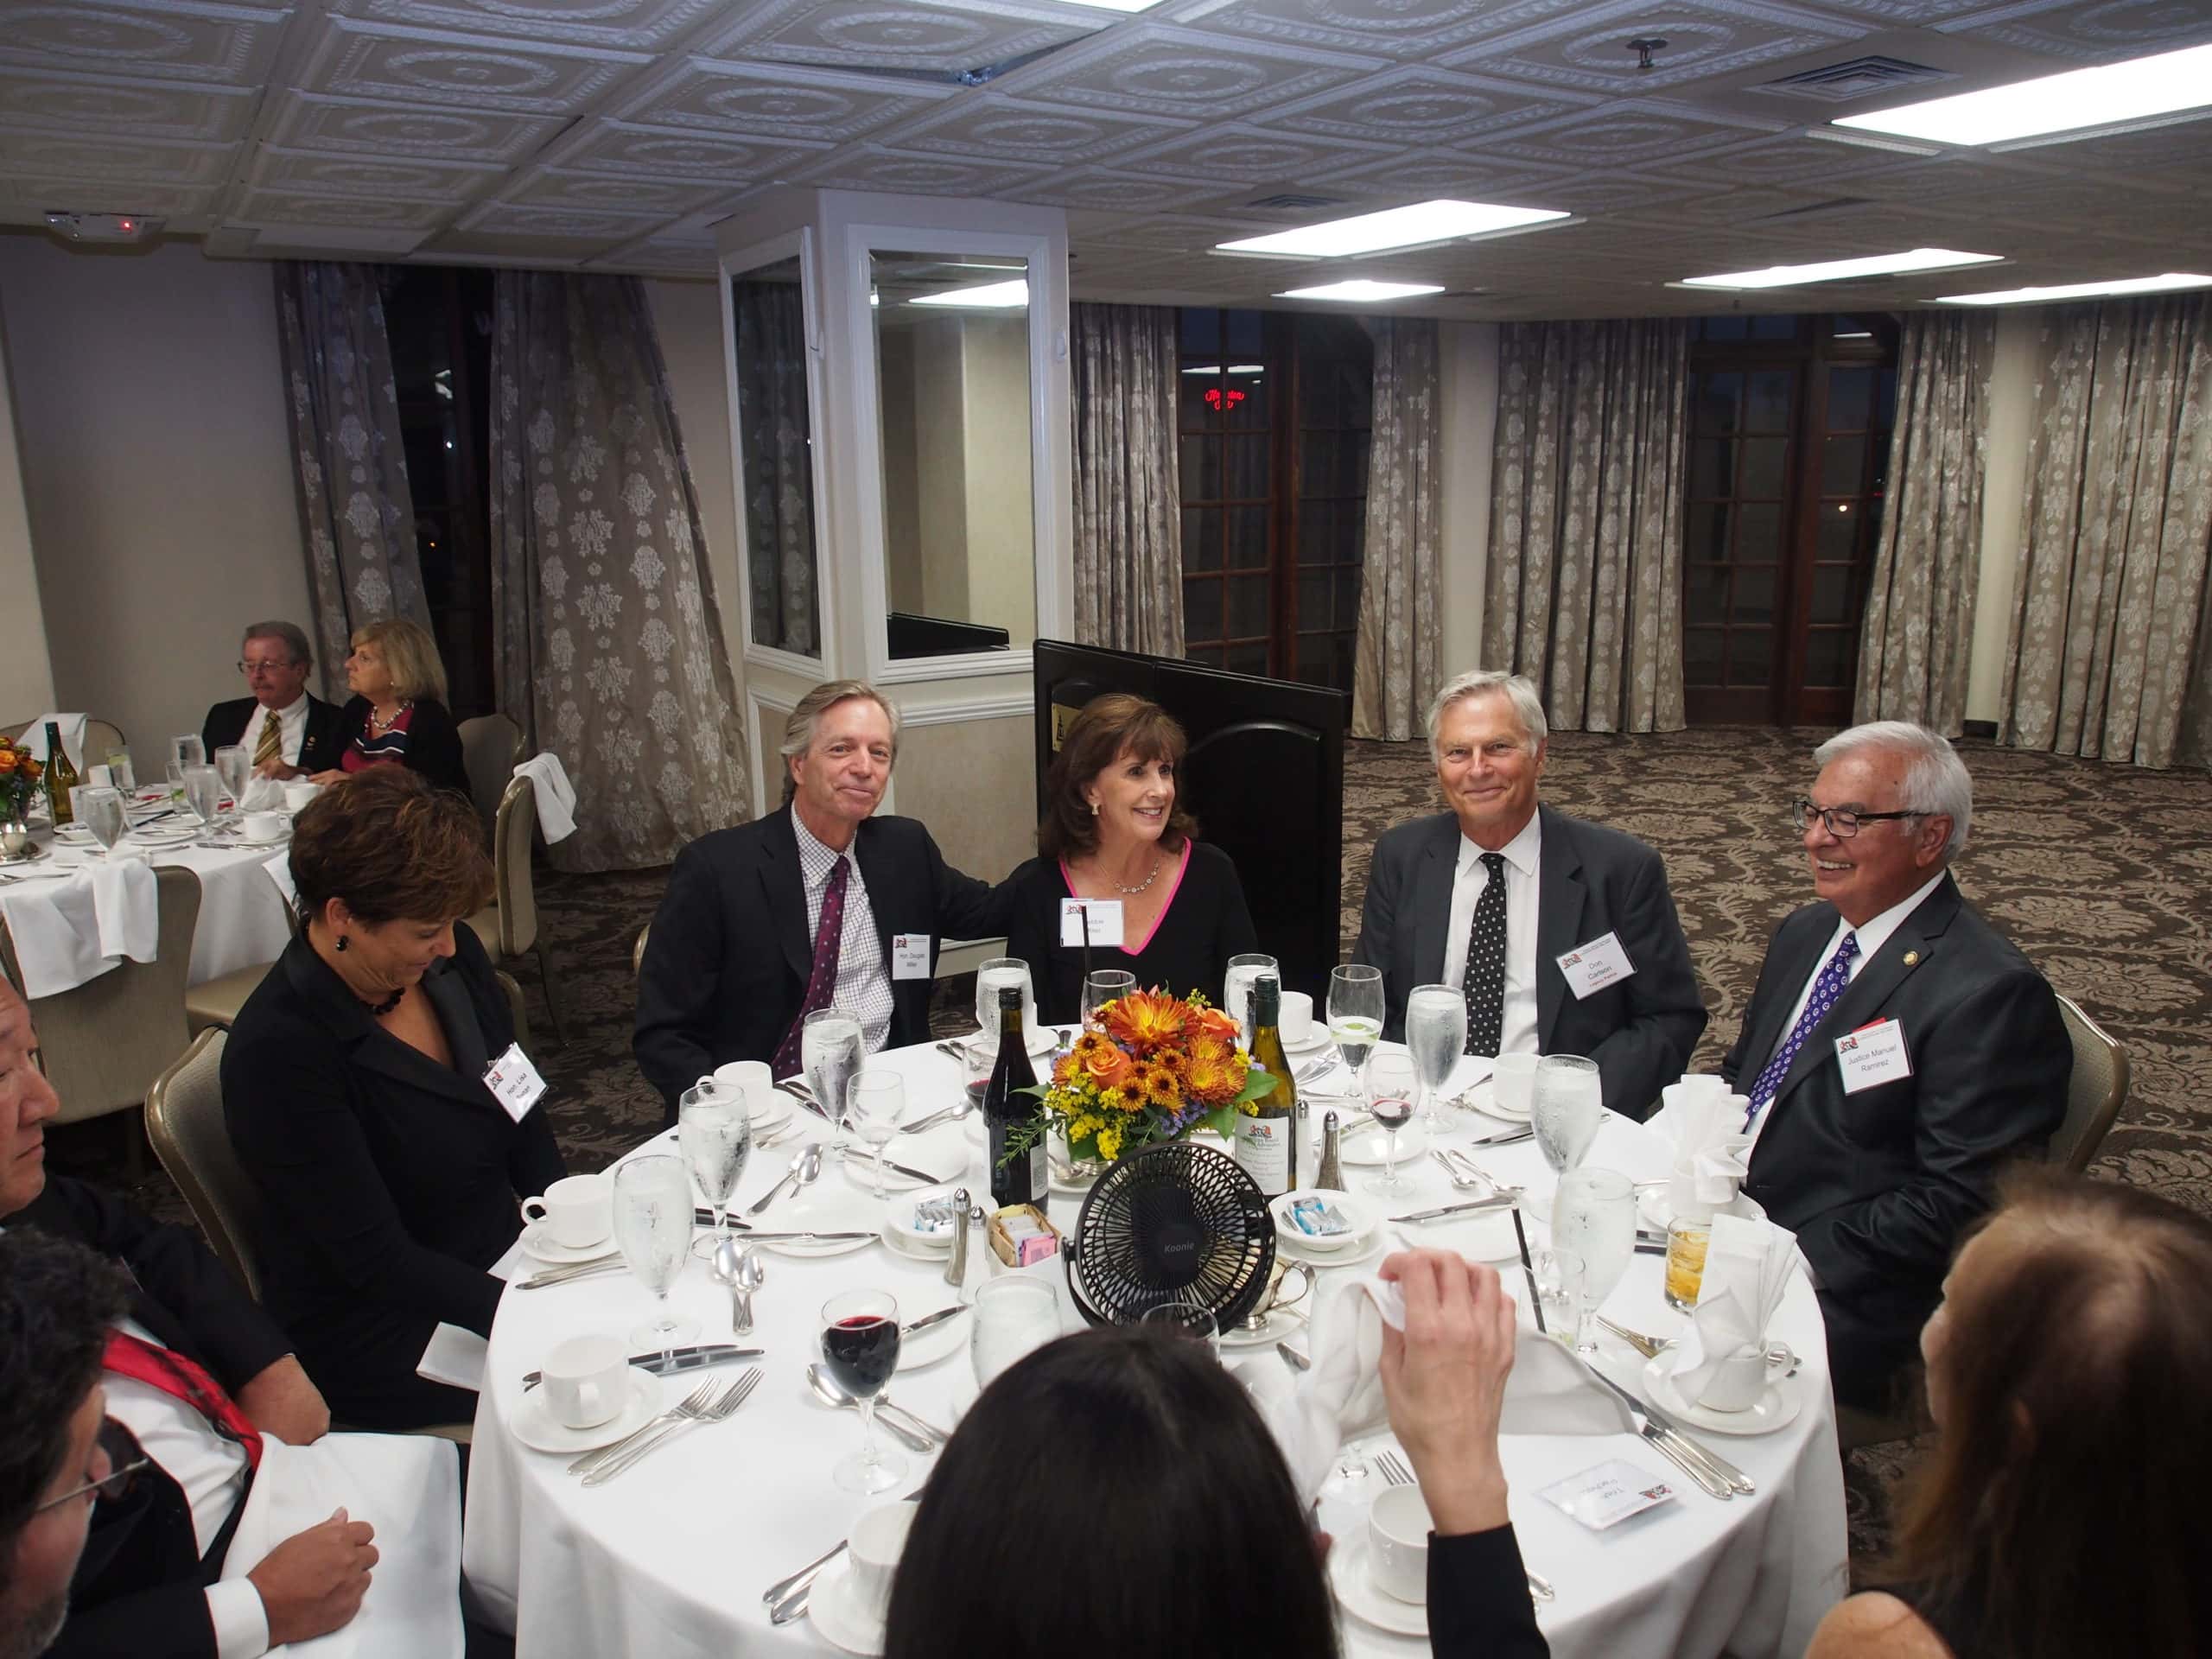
(490, 272, 750, 871)
(1484, 320, 1688, 733)
(273, 263, 429, 696)
(2001, 296, 2212, 769)
(1854, 312, 1998, 734)
(1352, 317, 1441, 741)
(1071, 302, 1182, 656)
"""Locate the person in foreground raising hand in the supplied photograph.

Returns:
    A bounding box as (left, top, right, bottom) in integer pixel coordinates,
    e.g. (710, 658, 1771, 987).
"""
(1376, 1249, 1548, 1659)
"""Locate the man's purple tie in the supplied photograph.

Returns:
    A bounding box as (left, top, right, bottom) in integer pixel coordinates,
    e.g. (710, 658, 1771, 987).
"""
(1744, 931, 1859, 1130)
(772, 855, 849, 1078)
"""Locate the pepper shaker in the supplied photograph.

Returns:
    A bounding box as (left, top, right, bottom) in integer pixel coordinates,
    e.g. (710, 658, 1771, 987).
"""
(944, 1185, 971, 1288)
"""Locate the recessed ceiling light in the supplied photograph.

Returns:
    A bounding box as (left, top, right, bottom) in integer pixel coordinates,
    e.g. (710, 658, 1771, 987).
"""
(1179, 364, 1266, 374)
(1934, 272, 2212, 305)
(1680, 248, 1999, 289)
(1274, 280, 1446, 303)
(909, 279, 1029, 308)
(1833, 42, 2212, 148)
(1218, 199, 1567, 258)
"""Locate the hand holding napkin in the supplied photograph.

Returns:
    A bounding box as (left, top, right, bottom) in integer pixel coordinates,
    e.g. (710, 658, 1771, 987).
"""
(515, 753, 577, 844)
(1671, 1214, 1804, 1405)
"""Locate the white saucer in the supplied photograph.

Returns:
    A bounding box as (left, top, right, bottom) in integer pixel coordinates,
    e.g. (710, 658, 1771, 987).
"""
(1218, 1304, 1307, 1350)
(1461, 1080, 1532, 1123)
(1641, 1354, 1802, 1435)
(1281, 1027, 1333, 1056)
(808, 1558, 887, 1656)
(51, 825, 92, 843)
(880, 1219, 950, 1262)
(233, 829, 289, 848)
(1637, 1188, 1769, 1233)
(896, 1304, 969, 1370)
(518, 1225, 613, 1264)
(1270, 1188, 1376, 1254)
(1335, 1123, 1427, 1166)
(511, 1368, 659, 1454)
(1326, 1535, 1428, 1637)
(1276, 1227, 1388, 1269)
(126, 827, 199, 848)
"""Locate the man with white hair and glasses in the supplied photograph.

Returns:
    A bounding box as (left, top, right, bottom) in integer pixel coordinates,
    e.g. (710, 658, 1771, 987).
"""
(1725, 720, 2069, 1414)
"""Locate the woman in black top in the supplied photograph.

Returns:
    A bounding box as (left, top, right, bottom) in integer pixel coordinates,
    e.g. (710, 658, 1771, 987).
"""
(1004, 694, 1257, 1022)
(223, 766, 564, 1429)
(310, 615, 469, 799)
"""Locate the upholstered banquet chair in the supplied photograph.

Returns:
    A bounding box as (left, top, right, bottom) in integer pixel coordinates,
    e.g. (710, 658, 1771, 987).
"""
(2051, 993, 2128, 1173)
(3, 716, 126, 770)
(457, 713, 524, 842)
(144, 1027, 264, 1300)
(463, 773, 569, 1045)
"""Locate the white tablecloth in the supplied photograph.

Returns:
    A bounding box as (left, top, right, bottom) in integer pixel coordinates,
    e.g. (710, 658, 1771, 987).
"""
(462, 1044, 1847, 1658)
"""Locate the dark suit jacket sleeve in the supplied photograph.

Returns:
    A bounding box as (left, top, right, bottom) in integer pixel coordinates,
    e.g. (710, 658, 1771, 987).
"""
(44, 1586, 217, 1659)
(199, 702, 232, 762)
(1796, 965, 2068, 1306)
(1427, 1526, 1549, 1658)
(300, 696, 346, 775)
(404, 700, 469, 798)
(1586, 845, 1707, 1119)
(1353, 827, 1408, 1039)
(633, 838, 729, 1106)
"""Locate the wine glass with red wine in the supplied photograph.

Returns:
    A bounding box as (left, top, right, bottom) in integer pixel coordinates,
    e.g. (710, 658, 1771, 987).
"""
(820, 1288, 905, 1494)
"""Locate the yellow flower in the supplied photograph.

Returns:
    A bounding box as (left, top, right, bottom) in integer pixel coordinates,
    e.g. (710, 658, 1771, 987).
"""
(1096, 1126, 1122, 1161)
(1131, 1061, 1182, 1113)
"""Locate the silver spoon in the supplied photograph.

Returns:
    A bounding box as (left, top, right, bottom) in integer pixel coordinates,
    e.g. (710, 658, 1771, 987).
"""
(735, 1249, 764, 1333)
(709, 1236, 753, 1335)
(804, 1363, 938, 1452)
(747, 1142, 822, 1216)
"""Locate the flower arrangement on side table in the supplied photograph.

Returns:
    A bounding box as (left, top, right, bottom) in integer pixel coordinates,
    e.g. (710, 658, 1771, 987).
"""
(0, 737, 46, 832)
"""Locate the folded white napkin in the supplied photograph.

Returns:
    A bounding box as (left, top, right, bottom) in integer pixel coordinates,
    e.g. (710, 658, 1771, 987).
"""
(1243, 1273, 1633, 1501)
(17, 714, 88, 769)
(416, 1322, 488, 1393)
(515, 753, 576, 843)
(1654, 1076, 1750, 1157)
(0, 854, 159, 998)
(239, 775, 287, 811)
(262, 849, 297, 910)
(1688, 1141, 1751, 1206)
(1672, 1214, 1804, 1404)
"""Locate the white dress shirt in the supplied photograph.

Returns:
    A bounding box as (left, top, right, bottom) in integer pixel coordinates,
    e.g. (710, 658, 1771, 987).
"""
(1440, 811, 1543, 1058)
(239, 695, 309, 768)
(791, 810, 894, 1053)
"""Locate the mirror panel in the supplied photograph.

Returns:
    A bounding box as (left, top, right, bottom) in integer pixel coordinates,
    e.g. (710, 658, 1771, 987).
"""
(732, 252, 820, 658)
(870, 250, 1037, 661)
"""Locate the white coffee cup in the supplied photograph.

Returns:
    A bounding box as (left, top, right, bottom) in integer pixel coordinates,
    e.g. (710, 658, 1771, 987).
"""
(713, 1060, 772, 1117)
(848, 1502, 916, 1624)
(245, 810, 286, 842)
(521, 1173, 611, 1249)
(1368, 1484, 1432, 1604)
(1492, 1052, 1541, 1114)
(283, 779, 320, 811)
(1277, 990, 1314, 1046)
(1693, 1342, 1796, 1412)
(539, 1335, 630, 1430)
(87, 764, 113, 787)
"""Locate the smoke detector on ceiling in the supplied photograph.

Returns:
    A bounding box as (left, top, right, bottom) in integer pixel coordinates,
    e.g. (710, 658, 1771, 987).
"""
(45, 211, 165, 245)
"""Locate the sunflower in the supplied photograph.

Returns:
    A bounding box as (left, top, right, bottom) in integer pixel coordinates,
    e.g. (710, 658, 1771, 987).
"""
(1100, 990, 1188, 1055)
(1181, 1033, 1243, 1107)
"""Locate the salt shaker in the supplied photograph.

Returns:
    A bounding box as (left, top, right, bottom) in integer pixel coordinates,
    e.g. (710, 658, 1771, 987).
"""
(944, 1185, 971, 1287)
(1315, 1110, 1346, 1192)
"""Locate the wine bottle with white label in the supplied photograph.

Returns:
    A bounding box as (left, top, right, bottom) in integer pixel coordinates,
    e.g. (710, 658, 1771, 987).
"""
(1236, 975, 1298, 1198)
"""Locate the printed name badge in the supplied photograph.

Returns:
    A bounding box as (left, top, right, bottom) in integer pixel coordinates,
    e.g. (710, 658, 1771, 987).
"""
(1555, 931, 1637, 1001)
(1834, 1018, 1912, 1094)
(890, 933, 932, 981)
(481, 1042, 547, 1123)
(1059, 898, 1125, 949)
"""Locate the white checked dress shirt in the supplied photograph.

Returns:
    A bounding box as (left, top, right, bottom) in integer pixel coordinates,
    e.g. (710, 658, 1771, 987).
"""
(1441, 811, 1543, 1058)
(791, 810, 894, 1053)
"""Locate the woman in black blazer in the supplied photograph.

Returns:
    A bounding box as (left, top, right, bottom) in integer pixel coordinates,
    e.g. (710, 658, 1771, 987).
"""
(308, 615, 470, 799)
(223, 766, 564, 1429)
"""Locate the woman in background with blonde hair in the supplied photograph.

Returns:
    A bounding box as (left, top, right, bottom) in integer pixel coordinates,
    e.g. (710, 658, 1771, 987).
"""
(311, 615, 468, 797)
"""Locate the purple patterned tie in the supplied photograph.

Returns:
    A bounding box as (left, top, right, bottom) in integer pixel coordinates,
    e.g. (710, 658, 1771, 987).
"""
(1744, 931, 1859, 1130)
(772, 855, 849, 1078)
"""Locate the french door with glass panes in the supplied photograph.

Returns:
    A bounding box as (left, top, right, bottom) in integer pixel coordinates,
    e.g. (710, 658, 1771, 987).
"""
(1681, 315, 1897, 726)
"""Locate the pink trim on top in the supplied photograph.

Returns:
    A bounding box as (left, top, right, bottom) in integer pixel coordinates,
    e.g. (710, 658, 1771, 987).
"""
(1059, 840, 1192, 958)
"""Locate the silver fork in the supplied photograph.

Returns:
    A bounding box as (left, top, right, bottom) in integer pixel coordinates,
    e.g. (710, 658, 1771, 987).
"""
(566, 1377, 721, 1477)
(1374, 1447, 1552, 1604)
(582, 1368, 761, 1486)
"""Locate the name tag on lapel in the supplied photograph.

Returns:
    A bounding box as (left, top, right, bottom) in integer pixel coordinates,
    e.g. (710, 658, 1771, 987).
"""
(1060, 898, 1124, 948)
(1834, 1019, 1911, 1094)
(1555, 931, 1636, 1000)
(482, 1042, 547, 1122)
(890, 933, 931, 980)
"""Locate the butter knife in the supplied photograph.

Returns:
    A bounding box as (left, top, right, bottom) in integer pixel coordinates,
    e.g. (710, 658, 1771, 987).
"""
(1389, 1192, 1524, 1224)
(903, 1304, 966, 1335)
(1580, 1365, 1739, 1500)
(836, 1144, 946, 1186)
(743, 1229, 877, 1243)
(1465, 1128, 1535, 1147)
(521, 1344, 762, 1390)
(1628, 1385, 1756, 1495)
(513, 1256, 625, 1291)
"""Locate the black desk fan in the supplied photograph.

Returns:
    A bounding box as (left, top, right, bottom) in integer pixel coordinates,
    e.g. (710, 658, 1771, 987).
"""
(1066, 1141, 1277, 1330)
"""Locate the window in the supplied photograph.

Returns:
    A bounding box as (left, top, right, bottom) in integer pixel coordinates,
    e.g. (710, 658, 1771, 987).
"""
(1178, 309, 1372, 690)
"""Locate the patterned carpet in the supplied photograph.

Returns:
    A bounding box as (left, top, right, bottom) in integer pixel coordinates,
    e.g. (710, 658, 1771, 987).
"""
(44, 725, 2212, 1585)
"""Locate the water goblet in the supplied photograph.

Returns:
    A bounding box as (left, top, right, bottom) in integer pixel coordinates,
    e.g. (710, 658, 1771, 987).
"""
(969, 1276, 1061, 1392)
(1224, 952, 1277, 1049)
(612, 1155, 698, 1357)
(1549, 1168, 1636, 1357)
(1326, 964, 1384, 1089)
(1404, 983, 1468, 1134)
(679, 1077, 752, 1261)
(801, 1006, 863, 1121)
(1531, 1055, 1605, 1211)
(168, 734, 206, 772)
(181, 765, 223, 833)
(974, 957, 1034, 1041)
(821, 1288, 904, 1494)
(844, 1069, 908, 1199)
(212, 745, 251, 825)
(1139, 1298, 1221, 1358)
(1363, 1050, 1419, 1198)
(78, 787, 126, 859)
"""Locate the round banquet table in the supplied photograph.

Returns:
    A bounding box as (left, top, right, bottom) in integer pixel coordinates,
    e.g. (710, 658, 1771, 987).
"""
(461, 1042, 1849, 1658)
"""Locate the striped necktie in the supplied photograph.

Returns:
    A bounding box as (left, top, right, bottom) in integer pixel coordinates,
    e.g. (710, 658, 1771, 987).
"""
(252, 710, 282, 770)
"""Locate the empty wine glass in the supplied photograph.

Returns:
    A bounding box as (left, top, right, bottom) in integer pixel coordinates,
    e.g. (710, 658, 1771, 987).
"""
(1326, 964, 1384, 1091)
(679, 1077, 752, 1260)
(1404, 983, 1467, 1134)
(212, 744, 251, 827)
(821, 1288, 904, 1494)
(613, 1155, 698, 1357)
(1531, 1055, 1605, 1203)
(181, 765, 223, 833)
(1081, 968, 1135, 1032)
(1532, 1248, 1586, 1344)
(1224, 952, 1277, 1050)
(1139, 1298, 1221, 1357)
(969, 1276, 1061, 1392)
(1549, 1168, 1636, 1357)
(801, 1006, 862, 1119)
(78, 787, 125, 858)
(1364, 1050, 1419, 1198)
(844, 1069, 908, 1199)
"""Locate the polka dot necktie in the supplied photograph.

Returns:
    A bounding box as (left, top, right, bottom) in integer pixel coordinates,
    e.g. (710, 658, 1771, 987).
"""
(1462, 852, 1507, 1056)
(772, 855, 849, 1079)
(1744, 931, 1859, 1130)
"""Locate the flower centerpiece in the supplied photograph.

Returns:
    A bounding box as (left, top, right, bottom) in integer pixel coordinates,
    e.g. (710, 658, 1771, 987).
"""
(0, 737, 45, 832)
(1020, 988, 1277, 1167)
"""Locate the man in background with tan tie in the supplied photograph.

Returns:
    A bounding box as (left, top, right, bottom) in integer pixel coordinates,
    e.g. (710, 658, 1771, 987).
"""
(199, 622, 346, 789)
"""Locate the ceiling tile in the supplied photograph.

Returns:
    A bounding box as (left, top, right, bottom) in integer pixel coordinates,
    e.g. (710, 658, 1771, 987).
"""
(0, 2, 286, 86)
(0, 67, 256, 142)
(1110, 121, 1393, 182)
(264, 92, 563, 163)
(1443, 0, 1865, 94)
(1005, 166, 1223, 213)
(453, 199, 671, 242)
(1303, 148, 1575, 200)
(232, 188, 458, 229)
(784, 144, 1057, 196)
(500, 166, 735, 216)
(2005, 111, 2212, 187)
(0, 177, 218, 218)
(1160, 0, 1520, 61)
(613, 57, 952, 143)
(1243, 65, 1595, 145)
(1482, 98, 1785, 167)
(697, 0, 1099, 74)
(1665, 132, 1923, 188)
(297, 18, 652, 114)
(587, 235, 720, 276)
(987, 22, 1382, 122)
(537, 118, 828, 181)
(327, 0, 729, 50)
(0, 130, 234, 184)
(874, 94, 1192, 166)
(1934, 0, 2212, 64)
(245, 145, 505, 201)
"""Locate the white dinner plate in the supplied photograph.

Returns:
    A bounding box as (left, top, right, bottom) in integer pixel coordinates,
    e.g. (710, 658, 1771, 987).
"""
(808, 1559, 887, 1656)
(896, 1302, 969, 1371)
(1334, 1123, 1427, 1166)
(1642, 1355, 1803, 1435)
(1270, 1188, 1376, 1254)
(1636, 1188, 1769, 1233)
(518, 1225, 614, 1265)
(1275, 1227, 1389, 1271)
(1326, 1535, 1428, 1637)
(1459, 1078, 1531, 1124)
(510, 1368, 660, 1454)
(837, 1128, 965, 1196)
(749, 1190, 881, 1258)
(126, 826, 199, 848)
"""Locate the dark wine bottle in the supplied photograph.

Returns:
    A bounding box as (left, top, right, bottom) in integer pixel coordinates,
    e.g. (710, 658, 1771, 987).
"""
(1237, 975, 1298, 1198)
(983, 983, 1044, 1212)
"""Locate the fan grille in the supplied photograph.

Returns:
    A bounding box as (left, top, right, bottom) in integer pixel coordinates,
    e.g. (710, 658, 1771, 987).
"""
(1069, 1141, 1276, 1330)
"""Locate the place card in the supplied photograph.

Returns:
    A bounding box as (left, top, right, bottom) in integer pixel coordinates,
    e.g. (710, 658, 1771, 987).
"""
(1537, 1459, 1678, 1530)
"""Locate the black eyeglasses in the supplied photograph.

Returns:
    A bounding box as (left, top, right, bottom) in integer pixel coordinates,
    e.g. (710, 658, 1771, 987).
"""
(34, 1421, 148, 1514)
(237, 660, 298, 677)
(1792, 799, 1924, 839)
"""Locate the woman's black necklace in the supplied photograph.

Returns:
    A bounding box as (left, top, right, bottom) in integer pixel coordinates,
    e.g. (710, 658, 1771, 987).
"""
(365, 985, 405, 1017)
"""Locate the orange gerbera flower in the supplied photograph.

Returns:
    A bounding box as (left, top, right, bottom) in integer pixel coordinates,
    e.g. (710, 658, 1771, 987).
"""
(1100, 990, 1188, 1055)
(1192, 1005, 1240, 1044)
(1182, 1034, 1243, 1107)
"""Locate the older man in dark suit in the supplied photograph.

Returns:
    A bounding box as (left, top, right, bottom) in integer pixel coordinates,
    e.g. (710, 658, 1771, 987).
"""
(1355, 670, 1705, 1119)
(634, 678, 1015, 1120)
(200, 622, 346, 785)
(1725, 721, 2069, 1411)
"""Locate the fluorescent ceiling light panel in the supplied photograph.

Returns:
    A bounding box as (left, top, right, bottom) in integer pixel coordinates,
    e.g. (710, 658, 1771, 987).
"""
(1218, 200, 1567, 258)
(1833, 42, 2212, 147)
(909, 279, 1028, 308)
(1681, 248, 1999, 289)
(1935, 272, 2212, 305)
(1275, 280, 1445, 302)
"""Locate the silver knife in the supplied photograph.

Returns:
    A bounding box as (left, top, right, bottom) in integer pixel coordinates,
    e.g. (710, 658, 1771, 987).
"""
(744, 1230, 877, 1243)
(903, 1304, 966, 1335)
(1389, 1192, 1524, 1224)
(1630, 1384, 1756, 1495)
(1466, 1128, 1535, 1147)
(837, 1145, 946, 1186)
(513, 1258, 625, 1291)
(521, 1345, 763, 1390)
(1580, 1365, 1740, 1499)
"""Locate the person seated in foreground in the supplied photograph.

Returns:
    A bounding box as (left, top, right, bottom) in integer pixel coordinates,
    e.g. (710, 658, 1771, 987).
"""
(0, 973, 458, 1659)
(0, 1231, 131, 1659)
(885, 1257, 1545, 1659)
(309, 617, 469, 798)
(224, 766, 564, 1430)
(635, 678, 1013, 1119)
(1004, 693, 1257, 1023)
(200, 621, 346, 789)
(1355, 670, 1704, 1118)
(1808, 1170, 2212, 1659)
(1723, 721, 2069, 1412)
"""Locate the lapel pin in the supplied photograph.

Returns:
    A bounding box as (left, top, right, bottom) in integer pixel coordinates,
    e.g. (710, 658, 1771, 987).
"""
(1903, 950, 1920, 966)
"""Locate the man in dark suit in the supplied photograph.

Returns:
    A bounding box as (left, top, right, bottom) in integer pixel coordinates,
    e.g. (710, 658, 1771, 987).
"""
(200, 622, 346, 785)
(635, 678, 1014, 1119)
(1355, 670, 1704, 1118)
(1723, 721, 2069, 1411)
